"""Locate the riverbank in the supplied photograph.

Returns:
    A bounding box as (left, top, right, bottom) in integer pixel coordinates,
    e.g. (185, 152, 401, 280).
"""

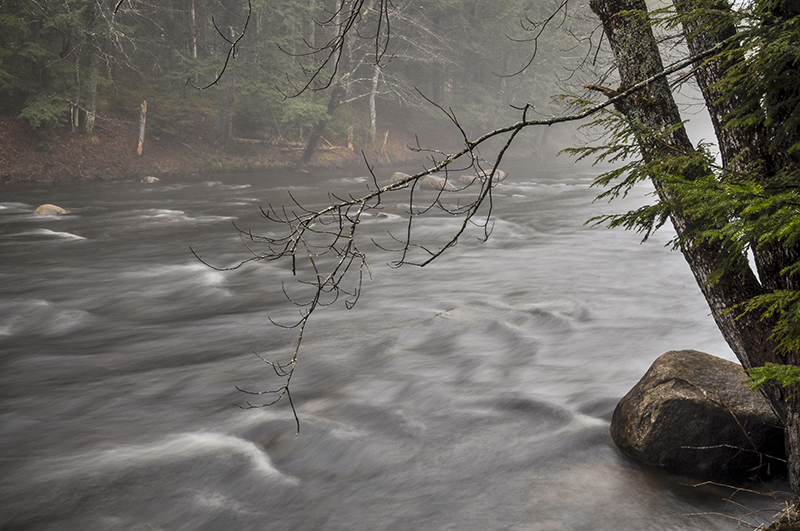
(0, 114, 427, 185)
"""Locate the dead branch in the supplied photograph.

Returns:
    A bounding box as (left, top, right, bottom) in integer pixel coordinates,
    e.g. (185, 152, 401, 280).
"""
(195, 41, 726, 432)
(583, 83, 620, 97)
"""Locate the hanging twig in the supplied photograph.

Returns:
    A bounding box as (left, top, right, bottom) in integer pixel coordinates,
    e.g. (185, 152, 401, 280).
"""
(193, 25, 728, 433)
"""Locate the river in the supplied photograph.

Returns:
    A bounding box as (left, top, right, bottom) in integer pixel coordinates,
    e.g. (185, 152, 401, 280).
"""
(0, 161, 787, 530)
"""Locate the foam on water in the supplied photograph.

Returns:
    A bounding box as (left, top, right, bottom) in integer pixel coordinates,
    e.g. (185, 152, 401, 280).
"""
(123, 262, 227, 287)
(366, 211, 403, 221)
(0, 299, 92, 337)
(190, 490, 253, 514)
(204, 181, 252, 189)
(34, 431, 297, 484)
(329, 176, 369, 185)
(9, 228, 86, 241)
(131, 208, 235, 224)
(0, 202, 33, 214)
(134, 208, 187, 220)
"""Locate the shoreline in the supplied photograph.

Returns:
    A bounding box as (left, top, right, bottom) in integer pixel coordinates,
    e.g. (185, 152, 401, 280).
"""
(0, 113, 570, 187)
(0, 114, 429, 186)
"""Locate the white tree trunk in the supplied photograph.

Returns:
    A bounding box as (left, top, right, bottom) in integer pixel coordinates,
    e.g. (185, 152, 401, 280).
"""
(369, 65, 380, 143)
(137, 100, 147, 156)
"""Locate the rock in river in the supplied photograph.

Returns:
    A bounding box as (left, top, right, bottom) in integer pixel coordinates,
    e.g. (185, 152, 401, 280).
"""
(32, 204, 68, 215)
(610, 349, 785, 480)
(390, 171, 457, 191)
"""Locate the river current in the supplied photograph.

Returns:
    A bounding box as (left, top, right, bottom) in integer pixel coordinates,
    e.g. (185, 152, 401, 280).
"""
(0, 162, 788, 530)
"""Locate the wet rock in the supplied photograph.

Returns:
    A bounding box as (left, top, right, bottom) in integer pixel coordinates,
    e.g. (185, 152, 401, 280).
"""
(420, 175, 456, 191)
(32, 204, 68, 215)
(611, 349, 785, 480)
(458, 169, 506, 186)
(389, 171, 411, 188)
(390, 171, 457, 191)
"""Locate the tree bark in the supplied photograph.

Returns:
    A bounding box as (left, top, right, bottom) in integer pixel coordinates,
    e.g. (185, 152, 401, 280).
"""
(307, 0, 316, 48)
(73, 52, 81, 132)
(672, 0, 753, 170)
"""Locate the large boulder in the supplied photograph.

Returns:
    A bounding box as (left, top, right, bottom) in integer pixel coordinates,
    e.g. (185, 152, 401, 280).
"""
(32, 204, 68, 215)
(611, 350, 785, 480)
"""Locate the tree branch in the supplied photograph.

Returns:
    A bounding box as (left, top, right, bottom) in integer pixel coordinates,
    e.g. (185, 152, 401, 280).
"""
(198, 39, 727, 432)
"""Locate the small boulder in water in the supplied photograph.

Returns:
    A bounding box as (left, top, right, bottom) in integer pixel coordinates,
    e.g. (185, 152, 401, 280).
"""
(32, 204, 68, 215)
(389, 171, 456, 191)
(458, 169, 507, 186)
(141, 175, 160, 183)
(389, 171, 411, 187)
(611, 350, 785, 481)
(419, 175, 456, 191)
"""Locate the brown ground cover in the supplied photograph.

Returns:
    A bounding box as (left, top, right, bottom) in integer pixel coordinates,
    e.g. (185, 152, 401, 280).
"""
(0, 114, 421, 185)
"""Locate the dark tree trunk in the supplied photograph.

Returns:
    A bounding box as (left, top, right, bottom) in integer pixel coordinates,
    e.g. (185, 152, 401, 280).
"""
(84, 40, 99, 135)
(672, 0, 754, 171)
(674, 0, 800, 300)
(591, 0, 799, 491)
(787, 386, 800, 491)
(300, 83, 345, 164)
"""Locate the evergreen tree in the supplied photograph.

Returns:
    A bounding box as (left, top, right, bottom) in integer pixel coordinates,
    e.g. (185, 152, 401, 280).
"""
(572, 0, 800, 493)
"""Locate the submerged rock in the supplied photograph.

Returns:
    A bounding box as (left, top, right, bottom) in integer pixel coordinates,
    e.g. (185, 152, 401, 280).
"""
(389, 171, 457, 191)
(32, 204, 68, 215)
(611, 349, 785, 480)
(458, 169, 507, 186)
(419, 175, 456, 191)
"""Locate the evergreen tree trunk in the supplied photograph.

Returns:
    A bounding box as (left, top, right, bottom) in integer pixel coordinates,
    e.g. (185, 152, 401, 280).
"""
(674, 0, 800, 308)
(73, 52, 82, 132)
(307, 0, 316, 48)
(85, 44, 99, 135)
(672, 0, 753, 170)
(300, 83, 345, 164)
(590, 0, 799, 492)
(788, 394, 800, 492)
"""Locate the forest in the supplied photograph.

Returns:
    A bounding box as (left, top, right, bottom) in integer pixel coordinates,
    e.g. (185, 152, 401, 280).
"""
(0, 0, 592, 178)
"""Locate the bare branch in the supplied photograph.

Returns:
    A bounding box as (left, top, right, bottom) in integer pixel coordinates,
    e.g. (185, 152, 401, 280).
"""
(200, 40, 727, 431)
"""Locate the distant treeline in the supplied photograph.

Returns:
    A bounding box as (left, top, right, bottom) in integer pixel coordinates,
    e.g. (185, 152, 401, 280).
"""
(0, 0, 592, 150)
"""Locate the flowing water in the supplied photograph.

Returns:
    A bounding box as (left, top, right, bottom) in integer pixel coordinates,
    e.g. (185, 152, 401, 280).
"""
(0, 162, 788, 530)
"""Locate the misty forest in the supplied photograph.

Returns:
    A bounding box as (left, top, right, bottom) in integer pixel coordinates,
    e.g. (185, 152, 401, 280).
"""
(0, 0, 587, 169)
(1, 0, 800, 530)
